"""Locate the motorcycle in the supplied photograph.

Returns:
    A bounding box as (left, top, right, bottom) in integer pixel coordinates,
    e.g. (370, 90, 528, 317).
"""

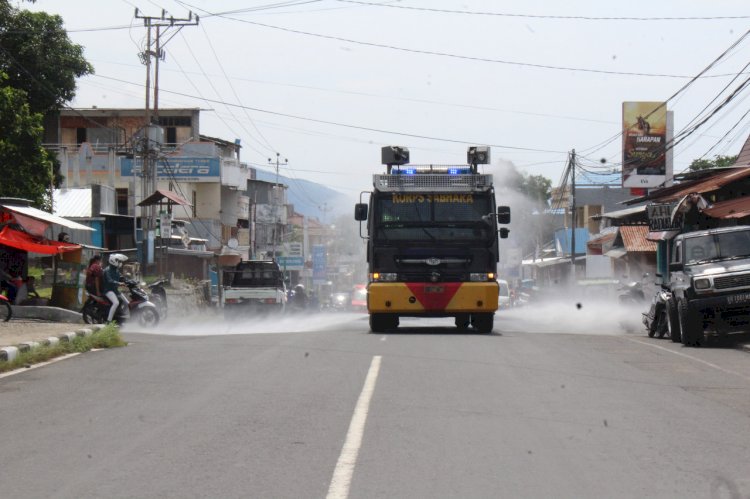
(147, 279, 168, 320)
(0, 293, 11, 322)
(642, 289, 671, 339)
(618, 281, 646, 304)
(82, 279, 160, 327)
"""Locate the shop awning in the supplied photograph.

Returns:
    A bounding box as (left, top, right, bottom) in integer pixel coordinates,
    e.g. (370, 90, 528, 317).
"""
(2, 204, 94, 232)
(0, 226, 80, 255)
(138, 189, 191, 207)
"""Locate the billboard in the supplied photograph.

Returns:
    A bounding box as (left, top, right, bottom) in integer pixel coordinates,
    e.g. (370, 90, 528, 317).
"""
(622, 102, 673, 188)
(120, 157, 220, 182)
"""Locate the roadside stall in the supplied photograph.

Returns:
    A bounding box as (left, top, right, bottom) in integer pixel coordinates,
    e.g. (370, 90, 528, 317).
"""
(0, 201, 94, 310)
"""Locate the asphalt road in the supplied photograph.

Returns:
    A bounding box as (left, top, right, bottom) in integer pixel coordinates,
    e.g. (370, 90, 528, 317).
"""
(1, 310, 750, 498)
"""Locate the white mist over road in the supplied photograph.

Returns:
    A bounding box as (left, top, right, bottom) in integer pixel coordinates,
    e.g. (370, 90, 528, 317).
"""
(122, 298, 646, 337)
(497, 298, 645, 336)
(122, 311, 369, 336)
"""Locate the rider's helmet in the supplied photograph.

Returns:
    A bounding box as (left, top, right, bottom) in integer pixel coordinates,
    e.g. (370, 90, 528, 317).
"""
(109, 253, 128, 269)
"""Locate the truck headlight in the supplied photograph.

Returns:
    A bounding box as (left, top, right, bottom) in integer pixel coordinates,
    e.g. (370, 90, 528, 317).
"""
(469, 273, 492, 282)
(694, 278, 711, 290)
(371, 272, 397, 282)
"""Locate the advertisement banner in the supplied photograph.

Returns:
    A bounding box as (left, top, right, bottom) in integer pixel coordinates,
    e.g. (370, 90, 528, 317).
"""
(622, 102, 672, 188)
(120, 157, 220, 182)
(312, 244, 327, 285)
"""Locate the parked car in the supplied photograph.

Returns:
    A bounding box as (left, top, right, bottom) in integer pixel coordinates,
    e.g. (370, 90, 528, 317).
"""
(497, 279, 511, 310)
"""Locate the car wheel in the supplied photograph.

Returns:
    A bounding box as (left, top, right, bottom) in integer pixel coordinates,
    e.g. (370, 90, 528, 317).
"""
(667, 298, 681, 343)
(678, 299, 702, 347)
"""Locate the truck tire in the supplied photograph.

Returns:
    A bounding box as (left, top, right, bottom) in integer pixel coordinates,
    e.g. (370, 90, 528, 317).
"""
(455, 314, 470, 331)
(369, 314, 398, 333)
(678, 299, 703, 347)
(667, 298, 681, 343)
(471, 313, 494, 334)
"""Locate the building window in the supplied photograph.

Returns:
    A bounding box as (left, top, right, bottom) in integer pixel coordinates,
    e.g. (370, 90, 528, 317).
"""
(76, 127, 87, 144)
(166, 127, 176, 145)
(116, 188, 129, 215)
(157, 116, 192, 127)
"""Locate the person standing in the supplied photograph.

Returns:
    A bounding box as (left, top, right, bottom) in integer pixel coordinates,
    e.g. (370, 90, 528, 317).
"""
(85, 255, 104, 297)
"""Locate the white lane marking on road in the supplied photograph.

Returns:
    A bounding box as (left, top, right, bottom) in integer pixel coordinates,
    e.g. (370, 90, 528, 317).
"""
(0, 353, 81, 379)
(625, 337, 750, 383)
(327, 355, 382, 499)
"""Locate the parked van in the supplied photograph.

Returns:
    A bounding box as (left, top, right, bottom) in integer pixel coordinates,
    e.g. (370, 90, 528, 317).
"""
(497, 279, 511, 310)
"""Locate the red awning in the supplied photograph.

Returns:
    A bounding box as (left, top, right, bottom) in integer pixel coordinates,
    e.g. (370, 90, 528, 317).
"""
(0, 226, 80, 255)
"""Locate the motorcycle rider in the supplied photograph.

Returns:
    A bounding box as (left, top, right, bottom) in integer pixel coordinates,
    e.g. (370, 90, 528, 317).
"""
(103, 254, 128, 322)
(292, 284, 307, 310)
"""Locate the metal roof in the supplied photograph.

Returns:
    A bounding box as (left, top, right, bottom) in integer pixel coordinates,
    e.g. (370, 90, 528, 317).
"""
(599, 205, 647, 219)
(625, 167, 750, 205)
(138, 189, 191, 207)
(734, 133, 750, 168)
(53, 188, 92, 218)
(619, 225, 657, 252)
(703, 197, 750, 219)
(2, 204, 94, 231)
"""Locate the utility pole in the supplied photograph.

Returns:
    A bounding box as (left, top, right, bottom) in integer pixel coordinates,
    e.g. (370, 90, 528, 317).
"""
(268, 152, 287, 259)
(134, 8, 198, 267)
(570, 149, 577, 278)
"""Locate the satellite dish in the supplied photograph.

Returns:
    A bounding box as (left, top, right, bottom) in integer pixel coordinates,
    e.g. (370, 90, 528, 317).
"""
(227, 238, 239, 249)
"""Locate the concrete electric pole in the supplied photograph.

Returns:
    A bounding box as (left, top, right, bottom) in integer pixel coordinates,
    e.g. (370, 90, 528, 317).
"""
(268, 152, 287, 259)
(134, 8, 198, 266)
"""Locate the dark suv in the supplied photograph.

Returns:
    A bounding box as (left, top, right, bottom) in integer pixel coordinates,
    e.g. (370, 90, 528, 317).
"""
(669, 225, 750, 346)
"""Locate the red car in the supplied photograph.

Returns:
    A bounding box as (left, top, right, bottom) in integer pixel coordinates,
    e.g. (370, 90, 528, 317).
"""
(351, 284, 367, 312)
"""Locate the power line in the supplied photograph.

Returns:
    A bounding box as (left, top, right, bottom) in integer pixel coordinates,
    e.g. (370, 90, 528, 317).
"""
(579, 27, 750, 157)
(335, 0, 750, 21)
(166, 6, 745, 79)
(196, 22, 276, 152)
(94, 73, 566, 154)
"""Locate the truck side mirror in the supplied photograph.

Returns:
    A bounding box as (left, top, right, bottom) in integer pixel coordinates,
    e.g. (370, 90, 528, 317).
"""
(499, 228, 510, 239)
(354, 203, 368, 221)
(497, 206, 511, 224)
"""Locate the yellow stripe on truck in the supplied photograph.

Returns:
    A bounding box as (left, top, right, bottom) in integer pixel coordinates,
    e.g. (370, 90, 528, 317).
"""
(367, 282, 498, 314)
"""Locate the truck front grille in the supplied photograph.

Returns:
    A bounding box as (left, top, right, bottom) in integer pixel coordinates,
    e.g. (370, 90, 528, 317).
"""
(714, 273, 750, 290)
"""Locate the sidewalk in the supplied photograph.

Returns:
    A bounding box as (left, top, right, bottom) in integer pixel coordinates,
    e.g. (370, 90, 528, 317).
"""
(0, 305, 85, 353)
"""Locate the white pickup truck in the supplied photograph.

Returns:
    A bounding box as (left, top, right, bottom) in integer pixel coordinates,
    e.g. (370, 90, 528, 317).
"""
(222, 260, 287, 316)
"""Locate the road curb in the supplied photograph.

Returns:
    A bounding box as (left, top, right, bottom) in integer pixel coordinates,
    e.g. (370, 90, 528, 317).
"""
(0, 325, 106, 362)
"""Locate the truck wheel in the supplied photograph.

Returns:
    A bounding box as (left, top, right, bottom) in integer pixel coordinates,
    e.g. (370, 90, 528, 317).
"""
(455, 314, 470, 331)
(667, 299, 681, 343)
(471, 313, 494, 334)
(369, 314, 398, 333)
(678, 299, 703, 347)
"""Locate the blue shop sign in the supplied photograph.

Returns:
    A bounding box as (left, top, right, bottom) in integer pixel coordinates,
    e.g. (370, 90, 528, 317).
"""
(121, 157, 220, 182)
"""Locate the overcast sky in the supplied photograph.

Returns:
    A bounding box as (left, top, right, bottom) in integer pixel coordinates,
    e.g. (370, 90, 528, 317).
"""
(29, 0, 750, 205)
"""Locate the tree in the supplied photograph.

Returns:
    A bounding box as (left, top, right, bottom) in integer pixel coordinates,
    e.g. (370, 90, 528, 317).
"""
(519, 174, 552, 208)
(0, 74, 54, 208)
(0, 3, 93, 114)
(688, 154, 737, 172)
(0, 1, 93, 207)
